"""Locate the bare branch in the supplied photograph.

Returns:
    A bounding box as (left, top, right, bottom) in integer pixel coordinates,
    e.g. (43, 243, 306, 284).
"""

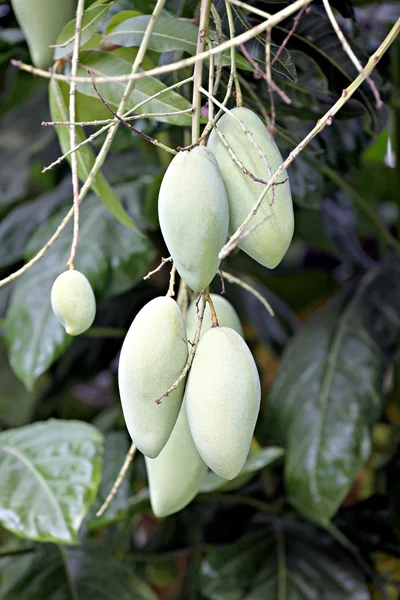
(96, 443, 137, 517)
(221, 270, 274, 316)
(143, 257, 173, 281)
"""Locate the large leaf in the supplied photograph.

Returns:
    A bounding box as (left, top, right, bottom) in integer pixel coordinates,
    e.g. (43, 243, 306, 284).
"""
(200, 518, 369, 599)
(1, 542, 157, 599)
(264, 266, 400, 523)
(54, 3, 112, 60)
(5, 192, 155, 390)
(74, 51, 193, 126)
(0, 420, 103, 544)
(49, 79, 139, 231)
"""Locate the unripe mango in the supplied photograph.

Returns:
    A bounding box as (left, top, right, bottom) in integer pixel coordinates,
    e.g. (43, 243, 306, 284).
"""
(158, 146, 229, 292)
(51, 269, 96, 336)
(186, 327, 261, 479)
(207, 107, 294, 269)
(145, 398, 208, 517)
(186, 293, 243, 343)
(11, 0, 76, 68)
(118, 297, 188, 458)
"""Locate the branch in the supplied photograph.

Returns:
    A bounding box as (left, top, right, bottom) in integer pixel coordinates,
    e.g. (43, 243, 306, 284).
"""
(221, 270, 274, 316)
(167, 264, 177, 297)
(271, 4, 308, 67)
(219, 18, 400, 260)
(96, 443, 137, 517)
(192, 0, 212, 142)
(66, 0, 85, 269)
(143, 256, 173, 280)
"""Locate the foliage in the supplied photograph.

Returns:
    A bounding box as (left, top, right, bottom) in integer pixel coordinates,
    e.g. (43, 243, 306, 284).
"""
(0, 0, 399, 598)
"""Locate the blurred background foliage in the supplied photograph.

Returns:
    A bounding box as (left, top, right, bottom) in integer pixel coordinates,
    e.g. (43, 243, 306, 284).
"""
(0, 0, 400, 597)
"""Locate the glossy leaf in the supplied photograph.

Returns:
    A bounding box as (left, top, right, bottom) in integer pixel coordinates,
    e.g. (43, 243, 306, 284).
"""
(2, 542, 157, 599)
(54, 4, 112, 60)
(49, 79, 139, 231)
(264, 268, 395, 524)
(200, 447, 284, 494)
(5, 192, 155, 390)
(0, 420, 103, 543)
(201, 519, 369, 599)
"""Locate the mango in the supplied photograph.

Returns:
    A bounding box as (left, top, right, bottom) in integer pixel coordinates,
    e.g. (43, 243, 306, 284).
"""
(207, 107, 294, 269)
(145, 397, 208, 517)
(158, 146, 229, 292)
(186, 327, 261, 479)
(11, 0, 76, 68)
(51, 269, 96, 336)
(186, 293, 243, 343)
(118, 297, 188, 458)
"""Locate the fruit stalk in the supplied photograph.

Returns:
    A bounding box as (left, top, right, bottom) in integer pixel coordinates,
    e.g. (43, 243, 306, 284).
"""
(192, 0, 212, 143)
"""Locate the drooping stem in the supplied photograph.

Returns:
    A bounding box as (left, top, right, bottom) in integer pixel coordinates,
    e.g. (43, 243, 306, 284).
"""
(192, 0, 212, 142)
(205, 291, 219, 326)
(96, 443, 137, 517)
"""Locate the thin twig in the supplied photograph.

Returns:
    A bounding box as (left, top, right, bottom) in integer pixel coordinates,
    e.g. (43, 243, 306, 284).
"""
(155, 291, 206, 404)
(322, 0, 382, 108)
(208, 40, 215, 123)
(176, 280, 189, 319)
(225, 1, 242, 106)
(167, 264, 177, 297)
(219, 19, 400, 259)
(9, 0, 314, 84)
(226, 0, 270, 20)
(271, 4, 307, 66)
(240, 43, 291, 105)
(96, 443, 137, 517)
(43, 107, 193, 128)
(221, 270, 274, 316)
(265, 28, 276, 134)
(218, 269, 226, 294)
(143, 257, 173, 280)
(205, 292, 219, 326)
(214, 124, 269, 184)
(66, 0, 85, 269)
(192, 0, 212, 142)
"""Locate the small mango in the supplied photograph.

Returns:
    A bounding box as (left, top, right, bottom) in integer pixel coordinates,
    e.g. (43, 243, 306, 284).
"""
(186, 293, 243, 343)
(186, 327, 261, 480)
(158, 146, 229, 292)
(51, 269, 96, 336)
(11, 0, 76, 68)
(118, 297, 188, 458)
(207, 107, 294, 269)
(145, 397, 208, 517)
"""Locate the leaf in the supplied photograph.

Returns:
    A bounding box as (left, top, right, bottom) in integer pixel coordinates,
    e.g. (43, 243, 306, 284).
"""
(200, 518, 369, 600)
(53, 3, 112, 60)
(200, 447, 284, 494)
(264, 267, 397, 524)
(0, 420, 103, 544)
(86, 431, 131, 528)
(0, 342, 36, 428)
(2, 542, 158, 599)
(75, 50, 193, 126)
(49, 79, 140, 231)
(5, 192, 155, 390)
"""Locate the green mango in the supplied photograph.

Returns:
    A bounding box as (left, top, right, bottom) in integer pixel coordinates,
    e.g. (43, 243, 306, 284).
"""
(118, 297, 188, 458)
(145, 397, 207, 517)
(158, 146, 229, 292)
(207, 107, 294, 269)
(186, 327, 261, 480)
(186, 293, 243, 343)
(51, 269, 96, 336)
(11, 0, 76, 68)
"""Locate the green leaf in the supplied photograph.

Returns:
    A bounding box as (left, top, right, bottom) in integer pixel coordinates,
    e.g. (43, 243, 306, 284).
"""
(0, 343, 36, 428)
(264, 269, 390, 524)
(200, 519, 369, 599)
(49, 79, 140, 231)
(5, 192, 155, 390)
(75, 50, 193, 126)
(53, 4, 112, 60)
(2, 542, 158, 599)
(200, 447, 284, 494)
(86, 431, 131, 528)
(0, 420, 103, 544)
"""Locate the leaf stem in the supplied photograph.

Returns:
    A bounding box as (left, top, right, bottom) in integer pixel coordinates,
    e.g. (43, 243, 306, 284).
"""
(192, 0, 212, 143)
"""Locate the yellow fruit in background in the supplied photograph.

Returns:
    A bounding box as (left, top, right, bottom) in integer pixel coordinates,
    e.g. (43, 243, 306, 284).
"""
(158, 146, 229, 292)
(207, 107, 294, 269)
(51, 270, 96, 336)
(11, 0, 76, 68)
(145, 397, 208, 518)
(118, 297, 188, 458)
(186, 293, 243, 343)
(186, 327, 261, 480)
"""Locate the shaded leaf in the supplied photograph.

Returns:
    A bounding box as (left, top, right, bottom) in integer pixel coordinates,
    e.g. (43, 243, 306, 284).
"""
(201, 518, 369, 599)
(49, 79, 139, 231)
(264, 266, 400, 523)
(0, 343, 36, 428)
(54, 3, 112, 60)
(2, 542, 157, 599)
(0, 420, 103, 544)
(200, 447, 284, 494)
